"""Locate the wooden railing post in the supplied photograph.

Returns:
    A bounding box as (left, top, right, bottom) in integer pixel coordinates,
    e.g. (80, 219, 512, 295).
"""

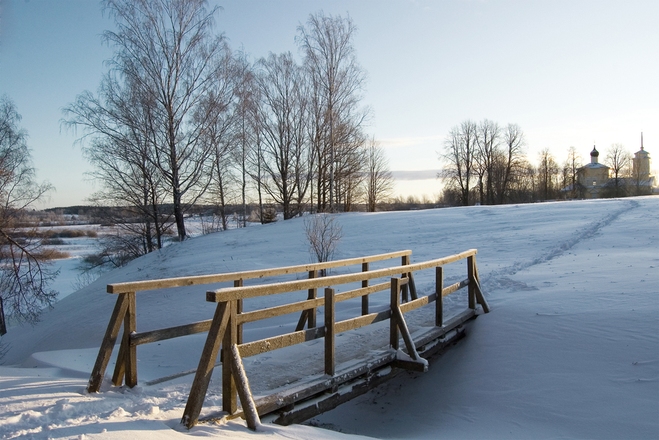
(308, 271, 317, 328)
(468, 255, 476, 310)
(401, 255, 410, 303)
(390, 278, 401, 350)
(436, 267, 444, 327)
(324, 288, 335, 376)
(222, 299, 238, 414)
(361, 262, 369, 315)
(235, 279, 244, 344)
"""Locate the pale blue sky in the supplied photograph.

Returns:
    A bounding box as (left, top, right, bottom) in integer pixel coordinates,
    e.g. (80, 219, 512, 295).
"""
(1, 0, 657, 207)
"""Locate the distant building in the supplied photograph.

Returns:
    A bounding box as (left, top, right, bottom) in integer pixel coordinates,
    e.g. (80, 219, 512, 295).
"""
(631, 133, 655, 193)
(577, 146, 610, 198)
(573, 135, 655, 199)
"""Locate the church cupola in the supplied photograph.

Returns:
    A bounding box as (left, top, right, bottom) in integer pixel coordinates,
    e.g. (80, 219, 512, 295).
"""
(590, 145, 599, 164)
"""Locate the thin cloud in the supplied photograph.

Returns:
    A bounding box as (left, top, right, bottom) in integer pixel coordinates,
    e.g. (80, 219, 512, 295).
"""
(391, 170, 442, 180)
(379, 135, 443, 149)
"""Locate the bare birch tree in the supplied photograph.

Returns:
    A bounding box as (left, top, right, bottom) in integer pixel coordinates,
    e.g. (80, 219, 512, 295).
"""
(364, 138, 394, 212)
(99, 0, 230, 240)
(474, 119, 500, 205)
(255, 52, 311, 219)
(537, 148, 560, 200)
(298, 12, 369, 212)
(441, 120, 477, 206)
(562, 146, 583, 199)
(0, 96, 56, 327)
(495, 123, 526, 204)
(605, 143, 631, 197)
(64, 73, 174, 258)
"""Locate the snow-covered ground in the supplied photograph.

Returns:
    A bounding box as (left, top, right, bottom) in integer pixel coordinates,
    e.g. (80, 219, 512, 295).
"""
(1, 197, 657, 439)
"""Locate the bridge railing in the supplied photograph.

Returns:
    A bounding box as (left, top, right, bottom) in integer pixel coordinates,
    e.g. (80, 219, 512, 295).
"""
(182, 249, 489, 429)
(87, 250, 413, 393)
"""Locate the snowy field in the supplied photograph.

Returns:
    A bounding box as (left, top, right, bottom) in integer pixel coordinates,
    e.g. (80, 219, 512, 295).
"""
(1, 197, 657, 439)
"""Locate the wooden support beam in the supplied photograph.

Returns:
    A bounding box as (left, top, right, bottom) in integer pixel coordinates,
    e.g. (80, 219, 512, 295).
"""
(222, 300, 238, 415)
(295, 271, 318, 332)
(182, 301, 230, 429)
(111, 332, 127, 386)
(229, 344, 260, 431)
(88, 293, 130, 393)
(324, 288, 335, 376)
(111, 293, 136, 387)
(408, 272, 418, 300)
(473, 277, 490, 313)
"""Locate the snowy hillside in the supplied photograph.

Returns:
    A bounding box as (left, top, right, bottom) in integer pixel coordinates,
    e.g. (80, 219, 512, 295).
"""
(1, 197, 657, 439)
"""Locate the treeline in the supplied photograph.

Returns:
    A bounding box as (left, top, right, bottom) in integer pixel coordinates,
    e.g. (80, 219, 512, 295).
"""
(64, 1, 394, 266)
(439, 119, 651, 206)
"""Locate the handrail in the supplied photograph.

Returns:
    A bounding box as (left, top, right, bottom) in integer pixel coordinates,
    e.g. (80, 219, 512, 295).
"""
(107, 250, 412, 294)
(208, 249, 477, 302)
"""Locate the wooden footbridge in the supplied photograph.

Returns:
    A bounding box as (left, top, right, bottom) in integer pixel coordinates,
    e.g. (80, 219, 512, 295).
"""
(88, 249, 489, 430)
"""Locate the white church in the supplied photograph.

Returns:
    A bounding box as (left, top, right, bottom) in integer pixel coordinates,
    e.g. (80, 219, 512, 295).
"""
(576, 134, 655, 199)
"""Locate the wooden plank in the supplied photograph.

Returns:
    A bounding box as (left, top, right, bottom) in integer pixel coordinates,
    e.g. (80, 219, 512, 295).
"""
(399, 292, 431, 314)
(335, 309, 391, 334)
(88, 293, 129, 393)
(442, 279, 469, 297)
(109, 250, 412, 294)
(252, 351, 397, 417)
(238, 327, 326, 358)
(272, 367, 396, 426)
(208, 249, 477, 303)
(416, 326, 466, 360)
(229, 344, 260, 430)
(243, 297, 324, 325)
(130, 320, 214, 346)
(181, 301, 230, 429)
(324, 288, 335, 376)
(410, 309, 476, 351)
